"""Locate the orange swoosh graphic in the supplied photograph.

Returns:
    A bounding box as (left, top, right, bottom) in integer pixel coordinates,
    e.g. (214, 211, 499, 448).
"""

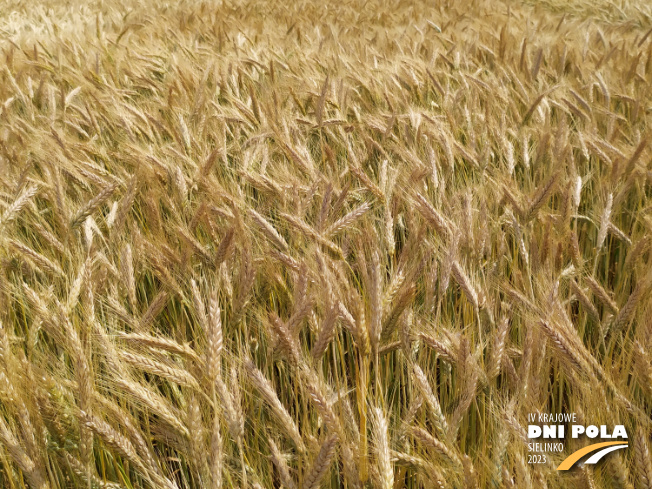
(557, 441, 628, 470)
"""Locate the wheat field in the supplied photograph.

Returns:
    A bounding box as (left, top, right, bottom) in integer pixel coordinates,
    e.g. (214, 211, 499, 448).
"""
(0, 0, 651, 487)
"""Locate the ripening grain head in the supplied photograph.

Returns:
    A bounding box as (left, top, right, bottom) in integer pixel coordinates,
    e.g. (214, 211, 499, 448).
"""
(0, 0, 650, 487)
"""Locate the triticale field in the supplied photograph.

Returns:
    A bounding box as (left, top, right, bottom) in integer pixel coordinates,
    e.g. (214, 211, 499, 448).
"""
(0, 0, 651, 487)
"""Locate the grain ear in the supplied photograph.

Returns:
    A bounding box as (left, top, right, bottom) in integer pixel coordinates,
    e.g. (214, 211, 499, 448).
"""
(1, 3, 650, 488)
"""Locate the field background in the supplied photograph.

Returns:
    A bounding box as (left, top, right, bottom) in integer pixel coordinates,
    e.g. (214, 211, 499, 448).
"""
(0, 0, 651, 488)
